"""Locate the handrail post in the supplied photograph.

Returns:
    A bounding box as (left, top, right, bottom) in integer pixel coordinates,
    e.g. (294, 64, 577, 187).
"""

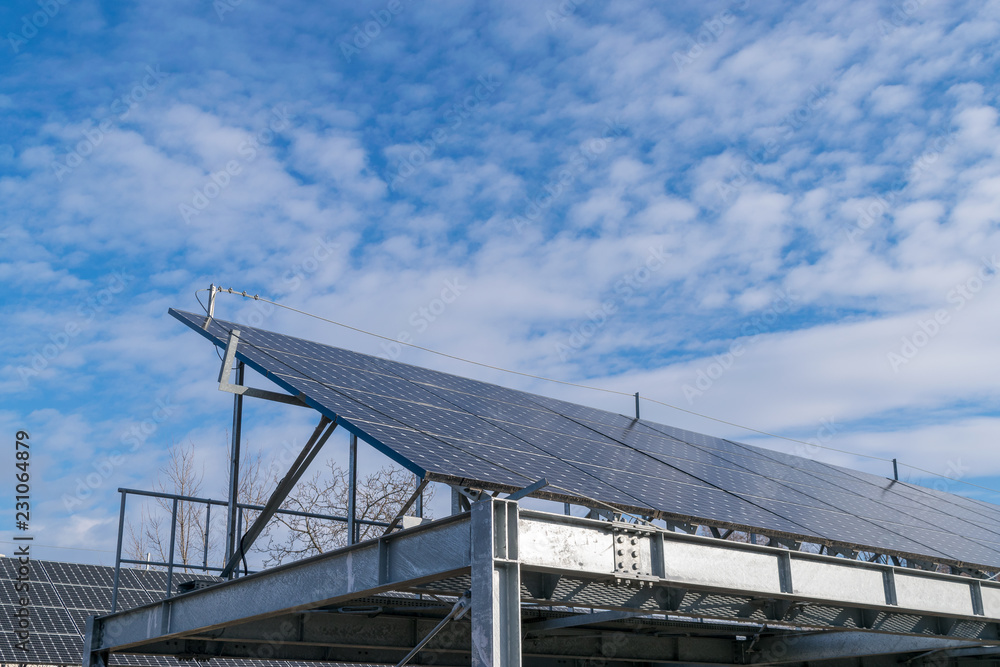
(226, 361, 244, 564)
(204, 503, 211, 571)
(235, 506, 243, 577)
(165, 498, 178, 598)
(111, 491, 127, 613)
(348, 434, 358, 544)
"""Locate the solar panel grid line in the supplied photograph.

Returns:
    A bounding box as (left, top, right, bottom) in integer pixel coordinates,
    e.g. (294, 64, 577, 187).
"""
(637, 421, 875, 503)
(227, 308, 952, 544)
(624, 430, 992, 552)
(257, 347, 608, 456)
(259, 374, 434, 477)
(512, 393, 837, 543)
(1, 603, 81, 635)
(346, 349, 690, 515)
(0, 578, 66, 608)
(756, 497, 956, 561)
(38, 562, 87, 638)
(524, 396, 907, 511)
(722, 436, 1000, 546)
(834, 462, 1000, 527)
(240, 333, 660, 514)
(866, 516, 1000, 559)
(286, 314, 988, 560)
(193, 312, 992, 560)
(696, 434, 984, 544)
(569, 463, 818, 535)
(169, 309, 1000, 570)
(529, 415, 993, 563)
(583, 420, 893, 512)
(380, 362, 796, 524)
(236, 343, 470, 478)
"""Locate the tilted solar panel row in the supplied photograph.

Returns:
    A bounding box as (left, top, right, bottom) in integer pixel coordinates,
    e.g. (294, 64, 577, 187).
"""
(170, 309, 1000, 570)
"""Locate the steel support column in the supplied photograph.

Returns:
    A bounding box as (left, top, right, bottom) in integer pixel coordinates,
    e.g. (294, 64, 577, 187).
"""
(226, 361, 244, 566)
(471, 498, 521, 667)
(348, 433, 358, 545)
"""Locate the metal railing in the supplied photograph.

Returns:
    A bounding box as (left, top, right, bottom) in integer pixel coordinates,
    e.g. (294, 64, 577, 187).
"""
(111, 487, 390, 612)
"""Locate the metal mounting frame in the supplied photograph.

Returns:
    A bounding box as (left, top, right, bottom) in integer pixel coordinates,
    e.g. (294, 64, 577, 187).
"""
(84, 497, 1000, 667)
(220, 415, 338, 578)
(218, 330, 308, 406)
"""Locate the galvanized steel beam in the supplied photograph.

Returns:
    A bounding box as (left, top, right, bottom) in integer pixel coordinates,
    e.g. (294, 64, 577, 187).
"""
(747, 632, 986, 664)
(84, 500, 1000, 667)
(471, 498, 521, 667)
(85, 513, 471, 658)
(516, 510, 1000, 636)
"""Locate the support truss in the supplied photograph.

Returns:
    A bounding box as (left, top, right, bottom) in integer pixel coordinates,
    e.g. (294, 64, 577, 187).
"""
(85, 498, 1000, 667)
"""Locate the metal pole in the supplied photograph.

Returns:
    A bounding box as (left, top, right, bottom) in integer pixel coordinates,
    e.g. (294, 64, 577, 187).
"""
(221, 416, 337, 578)
(414, 474, 423, 519)
(348, 433, 358, 545)
(207, 283, 217, 319)
(226, 362, 244, 566)
(893, 458, 899, 481)
(235, 506, 243, 577)
(166, 498, 178, 598)
(393, 592, 471, 667)
(204, 503, 211, 572)
(634, 392, 640, 420)
(111, 491, 127, 613)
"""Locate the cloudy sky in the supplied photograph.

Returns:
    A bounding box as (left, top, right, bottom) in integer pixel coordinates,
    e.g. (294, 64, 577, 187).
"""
(2, 0, 999, 566)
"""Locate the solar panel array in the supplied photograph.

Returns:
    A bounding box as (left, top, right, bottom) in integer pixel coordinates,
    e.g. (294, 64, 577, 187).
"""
(0, 558, 217, 665)
(171, 309, 1000, 570)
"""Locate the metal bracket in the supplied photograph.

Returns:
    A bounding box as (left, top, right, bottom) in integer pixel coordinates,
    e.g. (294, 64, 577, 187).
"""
(219, 330, 308, 407)
(524, 609, 650, 633)
(394, 591, 471, 667)
(202, 283, 218, 330)
(382, 478, 430, 535)
(612, 524, 655, 577)
(507, 477, 548, 501)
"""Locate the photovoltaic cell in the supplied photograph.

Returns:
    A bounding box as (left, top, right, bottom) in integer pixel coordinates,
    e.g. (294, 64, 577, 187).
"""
(0, 558, 370, 667)
(170, 309, 1000, 569)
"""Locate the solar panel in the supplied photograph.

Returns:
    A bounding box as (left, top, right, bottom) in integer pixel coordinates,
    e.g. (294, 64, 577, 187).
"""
(170, 308, 1000, 570)
(0, 557, 373, 667)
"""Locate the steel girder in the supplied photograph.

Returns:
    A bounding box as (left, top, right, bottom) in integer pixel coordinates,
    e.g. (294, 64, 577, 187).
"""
(84, 498, 1000, 667)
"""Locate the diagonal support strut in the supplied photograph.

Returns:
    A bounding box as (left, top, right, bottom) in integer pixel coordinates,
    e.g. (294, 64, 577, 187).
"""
(382, 478, 431, 535)
(394, 590, 471, 667)
(221, 415, 338, 578)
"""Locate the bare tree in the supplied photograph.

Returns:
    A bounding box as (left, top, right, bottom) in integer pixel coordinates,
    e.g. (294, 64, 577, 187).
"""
(126, 442, 207, 572)
(127, 441, 276, 571)
(128, 439, 429, 572)
(261, 460, 432, 567)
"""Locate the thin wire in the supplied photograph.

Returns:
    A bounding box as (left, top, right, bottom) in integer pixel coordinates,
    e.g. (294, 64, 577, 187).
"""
(195, 288, 209, 315)
(214, 290, 891, 463)
(638, 396, 892, 463)
(208, 288, 1000, 498)
(218, 289, 632, 396)
(229, 326, 659, 529)
(898, 463, 1000, 495)
(197, 288, 224, 361)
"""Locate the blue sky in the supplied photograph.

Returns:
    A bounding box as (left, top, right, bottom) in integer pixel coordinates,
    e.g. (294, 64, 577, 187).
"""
(2, 0, 1000, 566)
